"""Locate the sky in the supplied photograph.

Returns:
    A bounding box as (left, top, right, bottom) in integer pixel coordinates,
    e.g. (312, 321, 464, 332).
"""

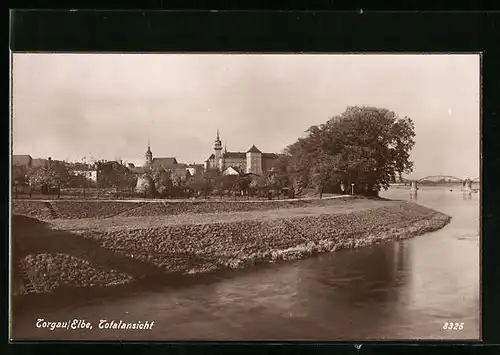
(11, 53, 480, 179)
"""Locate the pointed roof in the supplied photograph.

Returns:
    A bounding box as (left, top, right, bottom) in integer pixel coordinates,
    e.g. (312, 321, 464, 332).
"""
(222, 166, 241, 176)
(226, 165, 246, 174)
(214, 129, 222, 145)
(246, 145, 261, 153)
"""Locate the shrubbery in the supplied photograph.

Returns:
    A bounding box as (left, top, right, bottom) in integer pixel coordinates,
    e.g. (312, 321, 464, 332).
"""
(22, 253, 133, 293)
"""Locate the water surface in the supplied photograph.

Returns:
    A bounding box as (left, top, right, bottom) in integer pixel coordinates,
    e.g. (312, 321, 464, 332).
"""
(12, 186, 480, 341)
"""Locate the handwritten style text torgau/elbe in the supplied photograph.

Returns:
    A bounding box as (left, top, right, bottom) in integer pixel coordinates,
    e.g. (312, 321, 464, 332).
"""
(35, 318, 155, 331)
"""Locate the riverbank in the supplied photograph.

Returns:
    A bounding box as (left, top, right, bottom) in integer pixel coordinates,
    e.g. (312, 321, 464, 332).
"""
(12, 195, 354, 220)
(11, 197, 451, 307)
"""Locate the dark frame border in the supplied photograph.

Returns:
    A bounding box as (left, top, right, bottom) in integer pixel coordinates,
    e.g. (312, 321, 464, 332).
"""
(7, 9, 500, 354)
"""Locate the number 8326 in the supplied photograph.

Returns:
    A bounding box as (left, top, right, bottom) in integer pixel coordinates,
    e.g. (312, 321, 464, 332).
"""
(443, 322, 464, 330)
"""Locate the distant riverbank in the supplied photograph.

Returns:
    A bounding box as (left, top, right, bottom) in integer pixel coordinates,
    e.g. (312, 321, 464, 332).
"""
(11, 197, 451, 308)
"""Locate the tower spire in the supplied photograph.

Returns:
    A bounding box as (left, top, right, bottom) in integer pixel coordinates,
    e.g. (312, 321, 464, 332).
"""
(145, 138, 153, 165)
(213, 129, 222, 170)
(214, 129, 222, 147)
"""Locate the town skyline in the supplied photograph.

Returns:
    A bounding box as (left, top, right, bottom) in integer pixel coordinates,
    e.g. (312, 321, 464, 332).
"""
(12, 53, 480, 179)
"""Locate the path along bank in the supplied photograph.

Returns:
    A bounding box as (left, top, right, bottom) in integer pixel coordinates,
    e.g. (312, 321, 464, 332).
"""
(11, 197, 451, 303)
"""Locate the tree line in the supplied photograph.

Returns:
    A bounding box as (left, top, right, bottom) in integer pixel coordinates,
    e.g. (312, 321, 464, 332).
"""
(12, 106, 416, 199)
(12, 159, 138, 199)
(280, 106, 416, 197)
(136, 165, 287, 199)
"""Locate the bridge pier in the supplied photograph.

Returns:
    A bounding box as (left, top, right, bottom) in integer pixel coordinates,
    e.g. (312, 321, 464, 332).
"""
(463, 179, 472, 195)
(409, 181, 418, 199)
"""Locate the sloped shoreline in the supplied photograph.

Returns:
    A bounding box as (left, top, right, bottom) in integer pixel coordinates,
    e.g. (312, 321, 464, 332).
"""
(11, 198, 451, 305)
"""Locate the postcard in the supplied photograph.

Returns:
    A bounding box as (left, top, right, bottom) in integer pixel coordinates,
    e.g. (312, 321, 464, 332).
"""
(10, 53, 480, 341)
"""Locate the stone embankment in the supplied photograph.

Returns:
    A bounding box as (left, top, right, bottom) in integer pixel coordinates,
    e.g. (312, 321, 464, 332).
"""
(11, 198, 451, 297)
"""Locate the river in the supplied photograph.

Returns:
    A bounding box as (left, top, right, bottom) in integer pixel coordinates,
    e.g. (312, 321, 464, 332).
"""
(12, 185, 480, 341)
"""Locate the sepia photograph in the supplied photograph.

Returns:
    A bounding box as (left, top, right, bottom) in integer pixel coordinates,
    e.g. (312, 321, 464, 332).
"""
(10, 53, 480, 341)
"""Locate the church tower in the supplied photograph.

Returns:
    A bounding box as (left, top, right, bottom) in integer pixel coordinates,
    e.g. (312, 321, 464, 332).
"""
(145, 140, 153, 166)
(214, 129, 223, 170)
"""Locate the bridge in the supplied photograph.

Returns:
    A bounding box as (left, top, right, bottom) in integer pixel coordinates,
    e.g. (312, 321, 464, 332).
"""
(401, 175, 480, 183)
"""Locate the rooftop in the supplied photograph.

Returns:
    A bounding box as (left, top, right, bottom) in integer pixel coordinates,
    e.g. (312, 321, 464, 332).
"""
(247, 145, 262, 154)
(151, 157, 179, 168)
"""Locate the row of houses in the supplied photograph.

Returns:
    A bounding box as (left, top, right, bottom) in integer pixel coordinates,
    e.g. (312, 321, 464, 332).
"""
(13, 133, 283, 187)
(13, 155, 99, 181)
(12, 154, 207, 185)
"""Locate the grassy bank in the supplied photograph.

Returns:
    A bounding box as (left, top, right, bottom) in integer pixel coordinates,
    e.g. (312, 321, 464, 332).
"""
(12, 197, 355, 220)
(11, 198, 451, 300)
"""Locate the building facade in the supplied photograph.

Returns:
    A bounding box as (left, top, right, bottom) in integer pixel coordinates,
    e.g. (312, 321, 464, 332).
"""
(131, 143, 192, 182)
(204, 130, 279, 175)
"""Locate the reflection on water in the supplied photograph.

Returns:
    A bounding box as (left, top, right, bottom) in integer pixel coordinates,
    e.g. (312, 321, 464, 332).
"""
(380, 186, 480, 339)
(13, 186, 480, 341)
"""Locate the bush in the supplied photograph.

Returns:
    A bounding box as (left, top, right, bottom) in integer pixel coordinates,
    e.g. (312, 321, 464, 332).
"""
(22, 253, 133, 293)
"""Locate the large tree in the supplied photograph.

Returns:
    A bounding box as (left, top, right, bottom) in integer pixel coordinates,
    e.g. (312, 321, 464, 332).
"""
(211, 174, 238, 197)
(236, 175, 252, 196)
(137, 165, 173, 198)
(95, 160, 136, 197)
(28, 160, 71, 198)
(309, 153, 345, 198)
(285, 106, 415, 196)
(96, 161, 120, 188)
(12, 165, 29, 185)
(68, 172, 93, 200)
(187, 175, 211, 197)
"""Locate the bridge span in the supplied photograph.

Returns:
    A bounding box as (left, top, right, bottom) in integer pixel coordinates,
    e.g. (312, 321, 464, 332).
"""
(402, 175, 480, 183)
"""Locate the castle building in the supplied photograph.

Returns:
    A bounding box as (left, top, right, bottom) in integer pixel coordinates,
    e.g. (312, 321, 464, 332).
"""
(204, 130, 279, 175)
